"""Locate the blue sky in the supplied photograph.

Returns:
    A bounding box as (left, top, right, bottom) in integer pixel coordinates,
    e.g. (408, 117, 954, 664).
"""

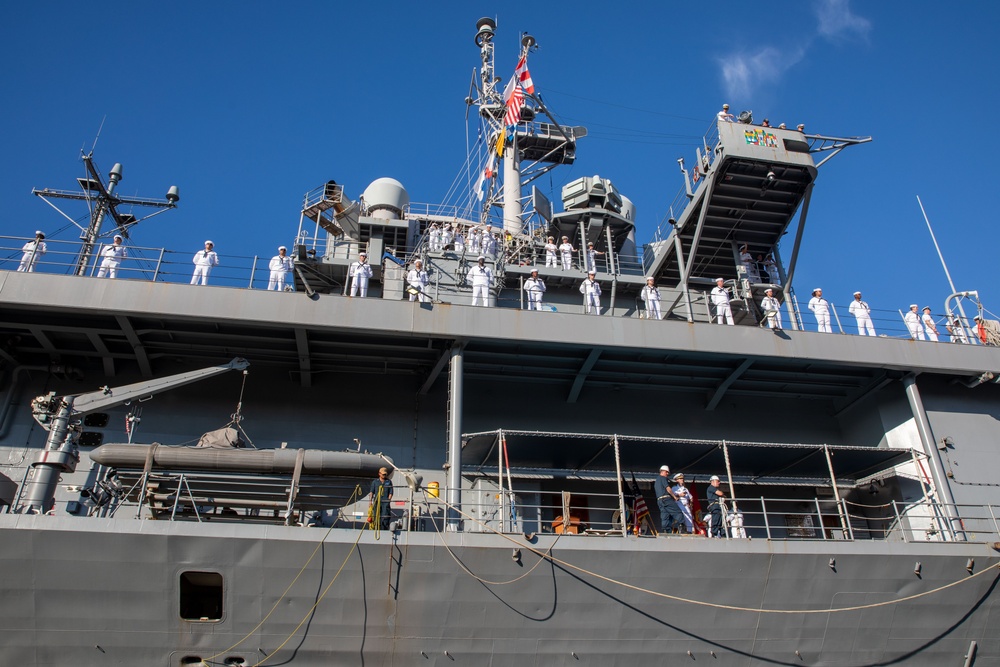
(2, 1, 997, 333)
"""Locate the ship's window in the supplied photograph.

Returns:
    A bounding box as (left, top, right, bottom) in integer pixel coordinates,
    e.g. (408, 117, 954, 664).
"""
(83, 413, 109, 428)
(179, 658, 204, 665)
(783, 138, 810, 154)
(78, 432, 103, 448)
(179, 571, 223, 621)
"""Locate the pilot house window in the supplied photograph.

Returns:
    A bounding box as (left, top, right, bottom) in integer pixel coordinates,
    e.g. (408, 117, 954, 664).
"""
(179, 571, 223, 621)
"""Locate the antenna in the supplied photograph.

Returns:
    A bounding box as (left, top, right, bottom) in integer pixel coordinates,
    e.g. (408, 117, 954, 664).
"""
(917, 195, 971, 328)
(91, 115, 107, 154)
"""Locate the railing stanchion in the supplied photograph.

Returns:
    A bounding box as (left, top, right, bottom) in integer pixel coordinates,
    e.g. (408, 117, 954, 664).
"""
(249, 256, 258, 289)
(814, 498, 826, 539)
(761, 496, 771, 540)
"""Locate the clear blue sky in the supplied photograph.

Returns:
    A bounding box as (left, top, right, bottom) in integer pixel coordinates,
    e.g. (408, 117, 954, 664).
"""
(2, 1, 997, 330)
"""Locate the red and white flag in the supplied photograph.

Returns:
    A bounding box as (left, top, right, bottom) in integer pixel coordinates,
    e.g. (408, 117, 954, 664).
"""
(475, 152, 497, 201)
(503, 80, 524, 126)
(515, 56, 534, 94)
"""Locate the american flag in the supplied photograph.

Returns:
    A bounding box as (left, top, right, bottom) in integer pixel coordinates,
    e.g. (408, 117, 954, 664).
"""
(515, 56, 534, 94)
(630, 472, 650, 531)
(504, 81, 524, 127)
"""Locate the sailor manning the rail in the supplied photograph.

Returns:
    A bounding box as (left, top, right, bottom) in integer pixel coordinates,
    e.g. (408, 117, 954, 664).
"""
(585, 242, 605, 273)
(407, 259, 430, 303)
(642, 277, 662, 320)
(922, 307, 940, 341)
(348, 251, 373, 297)
(558, 236, 575, 271)
(467, 256, 493, 306)
(760, 287, 782, 329)
(808, 288, 832, 333)
(368, 467, 393, 531)
(268, 246, 294, 291)
(580, 270, 602, 315)
(948, 317, 969, 344)
(96, 234, 127, 279)
(544, 236, 558, 267)
(711, 278, 734, 325)
(191, 240, 219, 285)
(904, 304, 925, 340)
(524, 269, 546, 311)
(17, 230, 47, 272)
(849, 291, 876, 336)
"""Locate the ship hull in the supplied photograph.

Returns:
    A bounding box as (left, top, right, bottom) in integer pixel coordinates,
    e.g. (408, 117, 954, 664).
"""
(2, 515, 996, 666)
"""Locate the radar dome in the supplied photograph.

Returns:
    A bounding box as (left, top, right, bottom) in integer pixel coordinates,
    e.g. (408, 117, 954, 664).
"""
(363, 178, 409, 220)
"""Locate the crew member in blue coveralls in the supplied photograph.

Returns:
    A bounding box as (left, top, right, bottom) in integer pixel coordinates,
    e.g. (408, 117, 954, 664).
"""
(706, 475, 726, 538)
(654, 465, 683, 535)
(369, 467, 393, 530)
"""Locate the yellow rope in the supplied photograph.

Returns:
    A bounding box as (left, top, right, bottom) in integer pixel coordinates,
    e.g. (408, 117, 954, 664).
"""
(423, 491, 560, 585)
(435, 495, 1000, 615)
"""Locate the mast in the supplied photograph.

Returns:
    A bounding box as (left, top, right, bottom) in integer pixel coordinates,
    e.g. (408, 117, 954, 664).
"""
(33, 152, 179, 275)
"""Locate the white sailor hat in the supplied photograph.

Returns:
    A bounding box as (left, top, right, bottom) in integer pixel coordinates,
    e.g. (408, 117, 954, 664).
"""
(646, 276, 655, 281)
(715, 277, 724, 282)
(588, 241, 594, 246)
(530, 268, 538, 274)
(659, 465, 670, 472)
(205, 240, 214, 245)
(923, 306, 931, 311)
(909, 304, 918, 309)
(358, 251, 366, 256)
(414, 258, 422, 264)
(974, 315, 983, 320)
(588, 270, 596, 275)
(812, 288, 822, 294)
(477, 255, 485, 261)
(709, 475, 720, 481)
(853, 291, 861, 296)
(35, 230, 44, 236)
(113, 234, 123, 241)
(278, 245, 287, 251)
(764, 287, 773, 293)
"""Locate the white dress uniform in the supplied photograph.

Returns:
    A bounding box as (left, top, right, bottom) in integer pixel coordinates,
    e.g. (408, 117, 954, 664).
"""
(579, 275, 602, 314)
(544, 241, 558, 267)
(904, 309, 925, 340)
(407, 265, 430, 302)
(642, 283, 661, 320)
(760, 294, 782, 329)
(524, 275, 546, 311)
(428, 224, 441, 251)
(442, 225, 454, 248)
(922, 311, 940, 341)
(97, 240, 127, 279)
(348, 258, 373, 297)
(586, 247, 604, 273)
(711, 284, 734, 325)
(740, 251, 759, 282)
(849, 298, 876, 335)
(466, 262, 493, 306)
(483, 233, 498, 258)
(191, 245, 220, 285)
(558, 242, 575, 270)
(454, 232, 465, 253)
(469, 229, 481, 254)
(17, 237, 47, 272)
(808, 296, 832, 333)
(949, 321, 969, 344)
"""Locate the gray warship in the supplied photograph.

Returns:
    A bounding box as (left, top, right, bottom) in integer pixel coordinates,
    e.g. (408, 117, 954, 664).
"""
(1, 17, 999, 667)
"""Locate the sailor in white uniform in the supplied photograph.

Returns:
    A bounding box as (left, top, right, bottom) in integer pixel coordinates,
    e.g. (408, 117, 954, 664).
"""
(97, 234, 127, 279)
(348, 251, 373, 297)
(467, 255, 493, 306)
(717, 103, 735, 123)
(580, 270, 602, 314)
(430, 223, 443, 252)
(524, 269, 546, 311)
(266, 246, 293, 291)
(17, 231, 47, 272)
(948, 317, 969, 344)
(642, 276, 661, 320)
(760, 287, 782, 329)
(482, 225, 497, 257)
(808, 288, 832, 333)
(442, 223, 454, 249)
(848, 291, 876, 336)
(922, 307, 940, 341)
(469, 227, 481, 254)
(904, 304, 925, 340)
(585, 242, 604, 273)
(407, 259, 430, 302)
(544, 236, 558, 267)
(191, 240, 219, 285)
(558, 236, 575, 271)
(740, 245, 759, 282)
(711, 278, 734, 325)
(454, 228, 465, 253)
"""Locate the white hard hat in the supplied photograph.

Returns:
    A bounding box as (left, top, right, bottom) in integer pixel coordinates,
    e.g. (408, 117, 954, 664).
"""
(660, 465, 670, 472)
(710, 475, 720, 481)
